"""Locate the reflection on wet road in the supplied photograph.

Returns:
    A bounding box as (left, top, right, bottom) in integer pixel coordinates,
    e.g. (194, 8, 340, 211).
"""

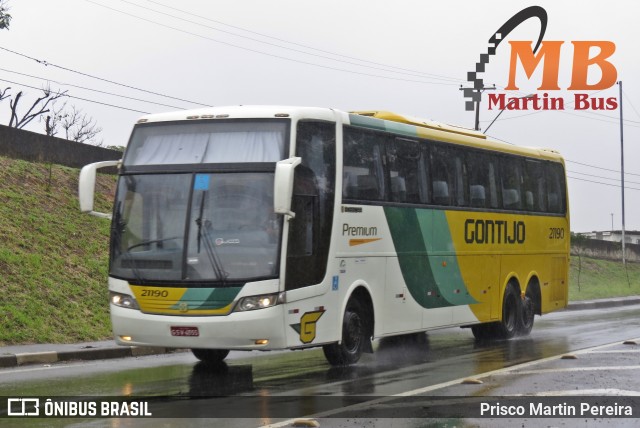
(1, 305, 638, 423)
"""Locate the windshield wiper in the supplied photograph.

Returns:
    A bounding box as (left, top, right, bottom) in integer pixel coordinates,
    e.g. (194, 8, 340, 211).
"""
(126, 237, 181, 252)
(195, 192, 206, 253)
(194, 191, 229, 284)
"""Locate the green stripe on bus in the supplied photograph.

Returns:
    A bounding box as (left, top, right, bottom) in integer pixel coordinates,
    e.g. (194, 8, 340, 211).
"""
(381, 120, 420, 139)
(429, 210, 477, 305)
(384, 207, 477, 308)
(348, 114, 387, 131)
(172, 286, 242, 310)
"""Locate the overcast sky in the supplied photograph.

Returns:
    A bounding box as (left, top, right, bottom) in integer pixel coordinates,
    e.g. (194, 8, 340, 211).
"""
(1, 0, 638, 233)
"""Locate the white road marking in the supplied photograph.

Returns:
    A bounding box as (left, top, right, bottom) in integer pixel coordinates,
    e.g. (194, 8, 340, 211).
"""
(261, 337, 640, 427)
(499, 366, 640, 375)
(521, 389, 640, 396)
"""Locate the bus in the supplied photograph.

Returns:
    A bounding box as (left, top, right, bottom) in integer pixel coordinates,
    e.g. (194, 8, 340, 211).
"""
(79, 106, 569, 366)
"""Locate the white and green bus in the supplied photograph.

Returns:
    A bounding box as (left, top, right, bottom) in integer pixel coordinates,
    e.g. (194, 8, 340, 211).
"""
(79, 106, 569, 366)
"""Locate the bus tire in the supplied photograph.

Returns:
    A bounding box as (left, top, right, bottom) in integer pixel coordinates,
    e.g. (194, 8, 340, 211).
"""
(471, 323, 495, 340)
(191, 348, 230, 364)
(518, 294, 535, 336)
(495, 283, 519, 339)
(323, 299, 367, 366)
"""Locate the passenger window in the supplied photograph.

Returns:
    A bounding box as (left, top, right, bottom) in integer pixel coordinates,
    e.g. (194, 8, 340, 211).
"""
(546, 162, 566, 213)
(387, 138, 429, 204)
(524, 160, 546, 212)
(500, 157, 524, 210)
(466, 152, 499, 209)
(343, 127, 386, 201)
(431, 145, 465, 206)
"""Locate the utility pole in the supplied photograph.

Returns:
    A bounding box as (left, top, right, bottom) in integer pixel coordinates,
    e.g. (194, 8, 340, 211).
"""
(618, 81, 626, 265)
(611, 213, 614, 232)
(460, 85, 496, 131)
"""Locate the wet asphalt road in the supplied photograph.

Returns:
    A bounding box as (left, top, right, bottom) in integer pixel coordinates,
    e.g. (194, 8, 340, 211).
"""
(1, 304, 639, 427)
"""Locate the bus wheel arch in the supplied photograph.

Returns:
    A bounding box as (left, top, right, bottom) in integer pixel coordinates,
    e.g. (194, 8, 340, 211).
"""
(322, 285, 374, 366)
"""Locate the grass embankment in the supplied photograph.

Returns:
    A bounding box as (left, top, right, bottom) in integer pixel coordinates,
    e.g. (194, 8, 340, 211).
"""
(569, 255, 640, 301)
(0, 156, 115, 345)
(0, 155, 638, 345)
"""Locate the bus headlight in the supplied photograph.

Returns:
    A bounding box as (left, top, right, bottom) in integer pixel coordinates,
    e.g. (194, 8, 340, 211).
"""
(110, 291, 140, 310)
(235, 292, 285, 312)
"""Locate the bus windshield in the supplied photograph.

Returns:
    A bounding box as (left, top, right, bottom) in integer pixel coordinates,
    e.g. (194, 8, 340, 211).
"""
(109, 172, 281, 283)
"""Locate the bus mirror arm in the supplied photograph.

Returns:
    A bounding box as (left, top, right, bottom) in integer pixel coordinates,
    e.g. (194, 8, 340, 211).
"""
(78, 160, 121, 219)
(273, 157, 301, 219)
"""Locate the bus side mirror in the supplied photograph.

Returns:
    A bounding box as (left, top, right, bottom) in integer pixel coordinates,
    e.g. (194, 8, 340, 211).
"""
(79, 160, 120, 219)
(274, 157, 301, 218)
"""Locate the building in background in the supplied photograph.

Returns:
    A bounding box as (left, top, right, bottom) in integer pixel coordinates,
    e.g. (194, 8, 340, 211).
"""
(583, 230, 640, 245)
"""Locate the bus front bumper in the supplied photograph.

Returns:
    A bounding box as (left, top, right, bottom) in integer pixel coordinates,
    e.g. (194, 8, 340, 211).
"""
(110, 304, 287, 350)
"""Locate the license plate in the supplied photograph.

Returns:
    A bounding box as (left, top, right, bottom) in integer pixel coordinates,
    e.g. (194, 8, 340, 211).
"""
(170, 326, 199, 337)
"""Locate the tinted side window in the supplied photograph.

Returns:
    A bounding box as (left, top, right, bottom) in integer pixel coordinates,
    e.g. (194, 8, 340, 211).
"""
(387, 138, 429, 204)
(500, 157, 524, 210)
(523, 160, 546, 212)
(343, 127, 386, 201)
(430, 145, 466, 206)
(466, 152, 499, 209)
(430, 145, 456, 206)
(546, 162, 566, 214)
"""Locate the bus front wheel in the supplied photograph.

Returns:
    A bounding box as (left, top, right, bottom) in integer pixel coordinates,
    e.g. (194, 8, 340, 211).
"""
(323, 299, 368, 366)
(191, 348, 230, 364)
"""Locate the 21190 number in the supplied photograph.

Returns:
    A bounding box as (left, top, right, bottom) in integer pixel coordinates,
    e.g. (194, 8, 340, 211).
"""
(549, 227, 565, 240)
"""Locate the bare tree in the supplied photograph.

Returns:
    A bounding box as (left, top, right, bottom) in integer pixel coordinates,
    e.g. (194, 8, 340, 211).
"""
(0, 0, 11, 30)
(41, 100, 68, 137)
(9, 85, 67, 129)
(61, 105, 103, 145)
(0, 86, 10, 103)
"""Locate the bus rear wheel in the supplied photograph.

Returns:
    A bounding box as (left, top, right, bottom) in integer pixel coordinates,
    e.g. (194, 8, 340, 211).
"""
(323, 299, 367, 366)
(495, 284, 519, 339)
(518, 294, 535, 336)
(471, 323, 495, 340)
(191, 348, 230, 364)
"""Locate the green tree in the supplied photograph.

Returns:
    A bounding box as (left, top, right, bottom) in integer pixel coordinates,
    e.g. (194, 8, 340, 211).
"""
(0, 0, 11, 30)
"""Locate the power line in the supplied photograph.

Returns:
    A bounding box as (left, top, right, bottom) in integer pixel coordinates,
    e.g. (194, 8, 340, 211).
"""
(0, 67, 187, 110)
(116, 0, 463, 83)
(479, 88, 640, 128)
(140, 0, 466, 83)
(0, 45, 210, 107)
(622, 89, 640, 121)
(567, 175, 640, 192)
(568, 169, 640, 186)
(0, 77, 150, 114)
(83, 0, 462, 87)
(566, 159, 640, 178)
(480, 102, 640, 128)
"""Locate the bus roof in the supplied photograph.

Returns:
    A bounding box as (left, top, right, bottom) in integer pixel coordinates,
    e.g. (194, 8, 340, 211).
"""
(133, 105, 564, 163)
(349, 110, 565, 163)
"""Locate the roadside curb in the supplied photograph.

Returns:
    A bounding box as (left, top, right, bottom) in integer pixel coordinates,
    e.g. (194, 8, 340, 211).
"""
(566, 296, 640, 311)
(0, 346, 184, 369)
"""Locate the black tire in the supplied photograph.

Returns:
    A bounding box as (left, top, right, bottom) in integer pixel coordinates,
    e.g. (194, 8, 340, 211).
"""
(191, 348, 230, 364)
(495, 284, 519, 339)
(323, 299, 368, 366)
(471, 323, 495, 340)
(517, 294, 535, 336)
